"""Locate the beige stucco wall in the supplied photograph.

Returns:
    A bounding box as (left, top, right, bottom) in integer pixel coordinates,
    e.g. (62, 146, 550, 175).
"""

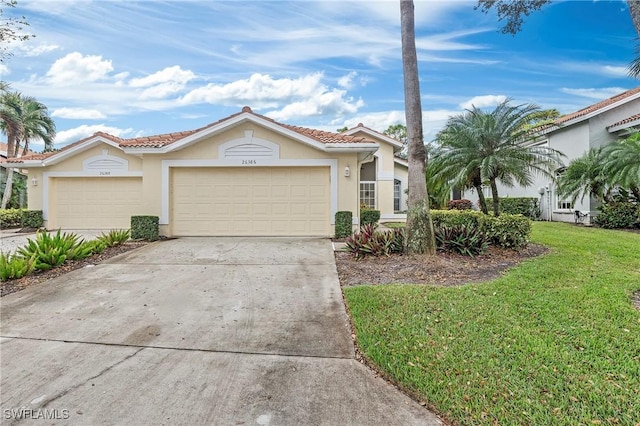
(26, 123, 377, 235)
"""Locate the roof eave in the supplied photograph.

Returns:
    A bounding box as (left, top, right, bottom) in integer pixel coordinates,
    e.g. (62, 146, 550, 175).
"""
(324, 143, 380, 153)
(342, 126, 404, 149)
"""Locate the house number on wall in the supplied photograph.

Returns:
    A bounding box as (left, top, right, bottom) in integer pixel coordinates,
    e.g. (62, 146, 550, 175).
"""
(99, 171, 111, 176)
(241, 160, 257, 165)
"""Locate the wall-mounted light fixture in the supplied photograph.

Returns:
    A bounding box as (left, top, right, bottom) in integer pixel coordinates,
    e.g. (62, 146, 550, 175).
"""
(31, 177, 38, 187)
(344, 166, 350, 177)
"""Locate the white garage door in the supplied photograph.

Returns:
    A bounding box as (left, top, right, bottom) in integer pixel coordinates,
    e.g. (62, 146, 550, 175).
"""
(51, 177, 143, 229)
(171, 167, 331, 236)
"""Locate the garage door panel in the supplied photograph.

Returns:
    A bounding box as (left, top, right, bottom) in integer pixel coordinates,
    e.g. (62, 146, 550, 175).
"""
(52, 177, 143, 229)
(171, 167, 330, 236)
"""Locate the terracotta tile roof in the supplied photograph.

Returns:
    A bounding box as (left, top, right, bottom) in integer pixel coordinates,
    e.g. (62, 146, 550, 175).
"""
(607, 113, 640, 129)
(556, 87, 640, 124)
(6, 106, 375, 162)
(1, 142, 40, 163)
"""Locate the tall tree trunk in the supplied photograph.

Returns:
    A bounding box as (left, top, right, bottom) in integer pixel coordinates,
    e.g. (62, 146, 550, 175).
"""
(400, 0, 435, 255)
(475, 184, 489, 214)
(628, 0, 640, 36)
(1, 168, 15, 209)
(489, 178, 500, 216)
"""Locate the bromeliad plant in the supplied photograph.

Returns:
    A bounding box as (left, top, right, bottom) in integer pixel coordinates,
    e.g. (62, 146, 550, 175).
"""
(344, 224, 405, 259)
(434, 224, 490, 257)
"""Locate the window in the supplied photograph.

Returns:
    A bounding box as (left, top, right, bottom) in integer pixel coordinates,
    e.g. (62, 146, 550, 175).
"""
(555, 167, 572, 210)
(394, 179, 401, 211)
(360, 182, 376, 209)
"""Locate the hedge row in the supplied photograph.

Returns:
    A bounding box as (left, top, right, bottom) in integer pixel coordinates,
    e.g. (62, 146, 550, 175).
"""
(431, 210, 531, 249)
(0, 209, 43, 229)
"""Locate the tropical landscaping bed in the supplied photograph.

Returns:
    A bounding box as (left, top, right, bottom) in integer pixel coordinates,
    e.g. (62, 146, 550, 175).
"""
(338, 222, 640, 425)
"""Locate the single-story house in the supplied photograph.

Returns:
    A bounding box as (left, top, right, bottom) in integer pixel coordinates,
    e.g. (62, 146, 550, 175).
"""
(461, 86, 640, 223)
(6, 107, 408, 236)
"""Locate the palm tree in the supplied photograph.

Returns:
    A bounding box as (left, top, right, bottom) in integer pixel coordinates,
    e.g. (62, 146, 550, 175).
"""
(432, 130, 490, 214)
(434, 99, 564, 216)
(400, 0, 435, 254)
(602, 132, 640, 199)
(556, 148, 613, 205)
(0, 92, 56, 208)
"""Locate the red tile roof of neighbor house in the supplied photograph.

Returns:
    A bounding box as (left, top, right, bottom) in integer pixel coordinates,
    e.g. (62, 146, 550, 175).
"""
(8, 107, 373, 162)
(555, 86, 640, 124)
(1, 142, 38, 163)
(607, 113, 640, 129)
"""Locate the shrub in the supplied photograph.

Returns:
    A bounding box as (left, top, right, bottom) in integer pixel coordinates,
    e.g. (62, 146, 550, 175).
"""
(499, 197, 541, 220)
(98, 229, 131, 247)
(0, 208, 23, 228)
(21, 210, 44, 229)
(0, 251, 35, 281)
(431, 210, 531, 250)
(131, 216, 159, 241)
(334, 211, 353, 238)
(593, 201, 640, 229)
(360, 208, 381, 226)
(17, 229, 85, 271)
(447, 199, 473, 210)
(344, 224, 405, 258)
(435, 224, 489, 256)
(486, 214, 532, 249)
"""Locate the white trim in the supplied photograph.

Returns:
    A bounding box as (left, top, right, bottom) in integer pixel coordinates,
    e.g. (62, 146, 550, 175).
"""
(394, 157, 408, 167)
(218, 133, 280, 160)
(160, 159, 338, 226)
(82, 150, 129, 172)
(44, 137, 122, 167)
(41, 171, 143, 221)
(341, 126, 404, 150)
(324, 143, 379, 152)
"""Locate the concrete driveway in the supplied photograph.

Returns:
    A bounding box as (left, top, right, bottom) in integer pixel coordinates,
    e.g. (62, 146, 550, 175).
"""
(0, 238, 442, 425)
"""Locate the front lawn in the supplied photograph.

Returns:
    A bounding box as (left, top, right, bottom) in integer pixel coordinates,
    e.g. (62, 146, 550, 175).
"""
(343, 222, 640, 425)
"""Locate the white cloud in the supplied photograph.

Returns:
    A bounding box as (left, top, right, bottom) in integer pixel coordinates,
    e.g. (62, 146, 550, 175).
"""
(54, 124, 135, 146)
(46, 52, 113, 86)
(0, 63, 9, 76)
(560, 87, 629, 100)
(266, 89, 364, 121)
(129, 65, 195, 87)
(52, 107, 107, 119)
(19, 43, 60, 57)
(338, 71, 358, 89)
(180, 72, 326, 107)
(129, 66, 197, 100)
(601, 65, 629, 77)
(459, 95, 507, 110)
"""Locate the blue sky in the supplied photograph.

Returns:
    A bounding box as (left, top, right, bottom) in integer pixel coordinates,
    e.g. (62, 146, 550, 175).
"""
(1, 0, 638, 150)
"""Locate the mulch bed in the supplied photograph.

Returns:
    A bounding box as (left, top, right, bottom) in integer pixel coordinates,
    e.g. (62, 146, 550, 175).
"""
(0, 241, 148, 297)
(335, 243, 549, 287)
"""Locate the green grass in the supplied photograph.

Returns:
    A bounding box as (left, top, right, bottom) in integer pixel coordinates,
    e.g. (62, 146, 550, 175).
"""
(382, 222, 406, 229)
(344, 222, 640, 425)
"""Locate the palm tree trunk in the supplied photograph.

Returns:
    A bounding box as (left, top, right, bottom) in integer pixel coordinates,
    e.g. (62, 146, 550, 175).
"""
(400, 0, 435, 255)
(1, 168, 15, 209)
(629, 0, 640, 36)
(475, 184, 489, 214)
(489, 178, 500, 216)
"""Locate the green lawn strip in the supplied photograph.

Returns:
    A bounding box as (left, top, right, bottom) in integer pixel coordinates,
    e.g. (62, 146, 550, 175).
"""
(344, 222, 640, 425)
(381, 222, 406, 229)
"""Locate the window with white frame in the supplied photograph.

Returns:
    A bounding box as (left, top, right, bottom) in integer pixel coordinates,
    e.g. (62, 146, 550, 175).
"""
(555, 168, 573, 210)
(394, 179, 401, 212)
(360, 182, 376, 208)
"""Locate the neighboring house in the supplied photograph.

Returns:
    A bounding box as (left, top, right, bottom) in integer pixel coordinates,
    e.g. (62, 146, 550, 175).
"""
(5, 107, 408, 236)
(0, 142, 29, 208)
(461, 86, 640, 224)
